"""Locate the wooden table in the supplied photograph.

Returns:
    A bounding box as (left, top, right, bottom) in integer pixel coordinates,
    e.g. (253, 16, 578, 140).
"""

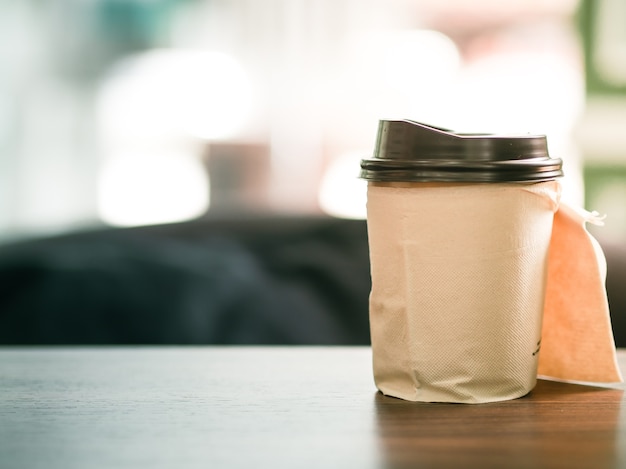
(0, 347, 624, 469)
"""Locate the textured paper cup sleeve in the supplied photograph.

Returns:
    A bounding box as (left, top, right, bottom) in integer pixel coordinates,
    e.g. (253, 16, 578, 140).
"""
(367, 181, 622, 404)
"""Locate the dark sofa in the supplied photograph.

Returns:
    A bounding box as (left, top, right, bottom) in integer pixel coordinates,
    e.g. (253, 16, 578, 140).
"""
(0, 216, 371, 345)
(0, 215, 624, 347)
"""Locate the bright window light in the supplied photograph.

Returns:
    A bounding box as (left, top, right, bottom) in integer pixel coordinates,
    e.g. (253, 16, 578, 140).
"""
(97, 49, 253, 142)
(339, 28, 462, 130)
(447, 52, 584, 136)
(379, 30, 461, 94)
(98, 150, 209, 227)
(95, 48, 252, 227)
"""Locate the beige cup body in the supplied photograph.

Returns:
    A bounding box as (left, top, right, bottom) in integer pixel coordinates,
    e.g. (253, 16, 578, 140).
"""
(367, 181, 560, 403)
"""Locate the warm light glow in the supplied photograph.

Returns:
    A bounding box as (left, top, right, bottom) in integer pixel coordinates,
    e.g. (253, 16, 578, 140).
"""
(98, 150, 210, 227)
(445, 52, 584, 136)
(318, 152, 367, 219)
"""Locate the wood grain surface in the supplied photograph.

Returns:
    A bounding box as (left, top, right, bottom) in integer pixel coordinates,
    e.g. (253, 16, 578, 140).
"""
(0, 347, 624, 469)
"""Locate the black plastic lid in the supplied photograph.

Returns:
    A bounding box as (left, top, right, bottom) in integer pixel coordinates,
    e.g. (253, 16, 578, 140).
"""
(360, 120, 563, 183)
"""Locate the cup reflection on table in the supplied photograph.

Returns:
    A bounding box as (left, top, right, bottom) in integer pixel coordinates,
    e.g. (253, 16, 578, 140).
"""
(373, 380, 624, 468)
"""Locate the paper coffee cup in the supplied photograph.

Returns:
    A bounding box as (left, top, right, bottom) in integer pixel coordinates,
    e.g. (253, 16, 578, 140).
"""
(360, 121, 563, 404)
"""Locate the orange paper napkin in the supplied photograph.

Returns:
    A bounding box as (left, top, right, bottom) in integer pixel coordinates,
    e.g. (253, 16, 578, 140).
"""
(538, 202, 623, 383)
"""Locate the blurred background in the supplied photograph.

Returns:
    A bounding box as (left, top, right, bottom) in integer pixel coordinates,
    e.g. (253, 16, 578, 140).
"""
(1, 0, 625, 243)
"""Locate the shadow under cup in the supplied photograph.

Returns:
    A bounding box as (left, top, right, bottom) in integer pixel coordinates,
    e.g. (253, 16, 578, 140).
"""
(360, 120, 563, 404)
